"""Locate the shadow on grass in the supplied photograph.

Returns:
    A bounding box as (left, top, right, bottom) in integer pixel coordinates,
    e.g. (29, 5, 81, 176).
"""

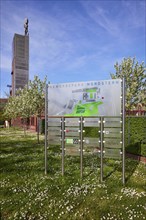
(98, 141, 142, 182)
(47, 155, 62, 174)
(125, 142, 141, 183)
(0, 129, 141, 183)
(46, 154, 140, 183)
(125, 159, 139, 183)
(0, 138, 44, 174)
(1, 138, 43, 151)
(101, 156, 139, 183)
(103, 167, 117, 181)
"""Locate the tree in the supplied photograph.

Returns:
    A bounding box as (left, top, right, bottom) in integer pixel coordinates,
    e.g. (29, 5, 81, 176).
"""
(4, 87, 33, 134)
(26, 76, 47, 143)
(4, 76, 47, 139)
(17, 86, 34, 134)
(4, 95, 20, 120)
(111, 57, 146, 110)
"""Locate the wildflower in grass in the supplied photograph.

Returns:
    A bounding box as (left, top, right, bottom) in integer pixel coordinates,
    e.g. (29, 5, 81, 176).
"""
(121, 187, 146, 199)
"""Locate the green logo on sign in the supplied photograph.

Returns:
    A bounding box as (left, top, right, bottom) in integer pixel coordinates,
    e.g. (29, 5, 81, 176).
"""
(66, 139, 73, 144)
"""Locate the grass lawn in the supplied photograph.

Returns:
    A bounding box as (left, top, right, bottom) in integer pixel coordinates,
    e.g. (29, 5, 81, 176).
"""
(0, 128, 146, 220)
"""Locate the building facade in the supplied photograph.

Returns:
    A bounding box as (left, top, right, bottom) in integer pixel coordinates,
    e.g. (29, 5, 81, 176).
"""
(11, 33, 29, 95)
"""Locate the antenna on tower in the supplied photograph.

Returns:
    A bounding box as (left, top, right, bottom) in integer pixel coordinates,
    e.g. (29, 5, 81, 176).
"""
(24, 18, 29, 35)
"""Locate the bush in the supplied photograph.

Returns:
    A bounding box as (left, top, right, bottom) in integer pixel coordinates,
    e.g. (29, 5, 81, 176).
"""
(125, 116, 146, 156)
(125, 116, 146, 144)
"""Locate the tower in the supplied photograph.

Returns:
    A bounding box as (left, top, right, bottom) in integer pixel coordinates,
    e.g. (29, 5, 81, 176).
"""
(11, 18, 29, 96)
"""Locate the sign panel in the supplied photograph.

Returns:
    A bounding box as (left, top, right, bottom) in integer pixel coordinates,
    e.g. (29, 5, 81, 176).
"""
(48, 79, 121, 117)
(66, 138, 79, 144)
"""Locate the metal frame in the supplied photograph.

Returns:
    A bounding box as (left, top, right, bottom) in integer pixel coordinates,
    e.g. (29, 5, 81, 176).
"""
(122, 77, 125, 184)
(45, 84, 48, 175)
(100, 117, 104, 182)
(44, 79, 126, 184)
(80, 116, 84, 178)
(61, 117, 65, 175)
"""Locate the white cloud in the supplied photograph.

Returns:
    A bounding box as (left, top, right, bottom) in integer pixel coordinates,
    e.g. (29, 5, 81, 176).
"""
(81, 0, 145, 36)
(121, 0, 146, 28)
(81, 1, 120, 36)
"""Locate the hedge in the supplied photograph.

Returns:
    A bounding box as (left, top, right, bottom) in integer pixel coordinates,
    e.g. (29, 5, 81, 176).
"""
(125, 117, 146, 144)
(125, 116, 146, 156)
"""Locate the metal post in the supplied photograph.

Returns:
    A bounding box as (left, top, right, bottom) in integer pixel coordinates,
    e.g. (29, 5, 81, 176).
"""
(122, 78, 125, 184)
(45, 84, 48, 175)
(100, 117, 103, 182)
(61, 117, 65, 176)
(80, 116, 83, 178)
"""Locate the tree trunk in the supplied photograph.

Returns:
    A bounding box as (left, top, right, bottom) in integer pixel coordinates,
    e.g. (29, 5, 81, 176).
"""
(37, 116, 40, 144)
(23, 118, 26, 136)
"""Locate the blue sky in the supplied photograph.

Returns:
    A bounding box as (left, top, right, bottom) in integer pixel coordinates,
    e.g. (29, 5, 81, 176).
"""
(0, 0, 145, 97)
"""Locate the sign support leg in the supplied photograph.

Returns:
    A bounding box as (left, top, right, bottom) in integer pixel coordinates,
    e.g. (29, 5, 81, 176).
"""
(100, 117, 103, 182)
(122, 78, 126, 185)
(61, 117, 65, 176)
(80, 117, 83, 178)
(45, 84, 48, 175)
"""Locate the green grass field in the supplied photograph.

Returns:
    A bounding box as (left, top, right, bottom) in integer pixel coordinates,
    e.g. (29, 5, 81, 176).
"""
(0, 128, 145, 220)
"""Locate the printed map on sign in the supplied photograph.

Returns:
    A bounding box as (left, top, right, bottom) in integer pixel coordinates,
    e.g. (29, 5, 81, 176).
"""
(48, 79, 121, 116)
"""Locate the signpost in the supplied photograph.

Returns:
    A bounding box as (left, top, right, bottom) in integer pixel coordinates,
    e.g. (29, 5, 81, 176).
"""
(45, 79, 126, 184)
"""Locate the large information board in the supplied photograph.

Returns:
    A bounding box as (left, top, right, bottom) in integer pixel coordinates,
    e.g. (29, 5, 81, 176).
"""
(45, 78, 125, 184)
(48, 79, 121, 116)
